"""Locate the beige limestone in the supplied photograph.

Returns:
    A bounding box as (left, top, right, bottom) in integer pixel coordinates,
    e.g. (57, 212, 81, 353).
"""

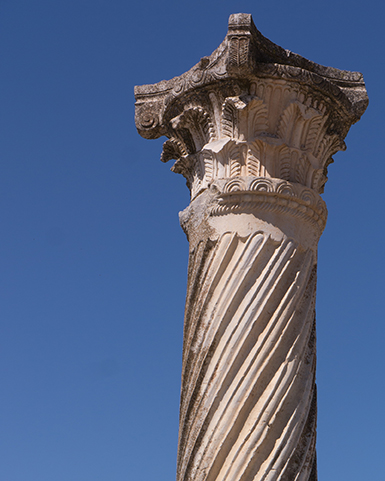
(135, 13, 368, 481)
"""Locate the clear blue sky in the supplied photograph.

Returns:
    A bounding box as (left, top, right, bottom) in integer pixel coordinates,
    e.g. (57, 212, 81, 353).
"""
(0, 1, 383, 480)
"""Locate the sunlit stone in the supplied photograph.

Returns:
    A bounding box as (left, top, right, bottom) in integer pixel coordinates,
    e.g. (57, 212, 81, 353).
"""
(135, 13, 367, 481)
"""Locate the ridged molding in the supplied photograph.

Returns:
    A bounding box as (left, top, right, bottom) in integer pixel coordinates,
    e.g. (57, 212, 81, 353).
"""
(135, 13, 368, 481)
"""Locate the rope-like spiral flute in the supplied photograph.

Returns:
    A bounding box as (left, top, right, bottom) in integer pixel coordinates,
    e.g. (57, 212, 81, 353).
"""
(177, 232, 318, 481)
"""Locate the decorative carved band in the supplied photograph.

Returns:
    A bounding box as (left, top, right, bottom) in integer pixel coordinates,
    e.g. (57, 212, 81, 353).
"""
(209, 177, 327, 233)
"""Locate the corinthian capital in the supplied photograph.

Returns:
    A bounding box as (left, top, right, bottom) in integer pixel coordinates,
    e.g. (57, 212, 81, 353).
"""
(135, 13, 366, 195)
(135, 13, 367, 481)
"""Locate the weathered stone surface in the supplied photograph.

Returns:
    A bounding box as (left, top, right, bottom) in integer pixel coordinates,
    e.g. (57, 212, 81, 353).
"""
(135, 13, 367, 481)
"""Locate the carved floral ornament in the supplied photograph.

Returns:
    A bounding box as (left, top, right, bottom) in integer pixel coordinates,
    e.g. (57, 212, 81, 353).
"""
(135, 14, 367, 207)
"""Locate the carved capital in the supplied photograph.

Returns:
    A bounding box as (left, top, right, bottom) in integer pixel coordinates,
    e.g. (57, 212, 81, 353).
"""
(135, 14, 367, 206)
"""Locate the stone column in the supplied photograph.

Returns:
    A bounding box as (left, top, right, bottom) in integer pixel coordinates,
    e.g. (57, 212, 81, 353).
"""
(135, 14, 367, 481)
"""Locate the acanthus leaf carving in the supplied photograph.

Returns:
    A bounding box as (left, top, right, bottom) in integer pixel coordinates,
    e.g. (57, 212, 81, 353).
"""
(171, 153, 205, 196)
(246, 97, 269, 139)
(157, 81, 361, 195)
(247, 141, 262, 177)
(223, 141, 243, 178)
(171, 107, 216, 153)
(306, 115, 326, 154)
(160, 138, 188, 163)
(295, 153, 310, 185)
(316, 134, 345, 166)
(277, 101, 321, 148)
(222, 98, 239, 139)
(221, 96, 269, 141)
(278, 145, 291, 181)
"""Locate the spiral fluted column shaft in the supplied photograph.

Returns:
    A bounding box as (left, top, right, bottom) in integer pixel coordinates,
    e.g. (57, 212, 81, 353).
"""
(176, 188, 320, 481)
(135, 13, 367, 481)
